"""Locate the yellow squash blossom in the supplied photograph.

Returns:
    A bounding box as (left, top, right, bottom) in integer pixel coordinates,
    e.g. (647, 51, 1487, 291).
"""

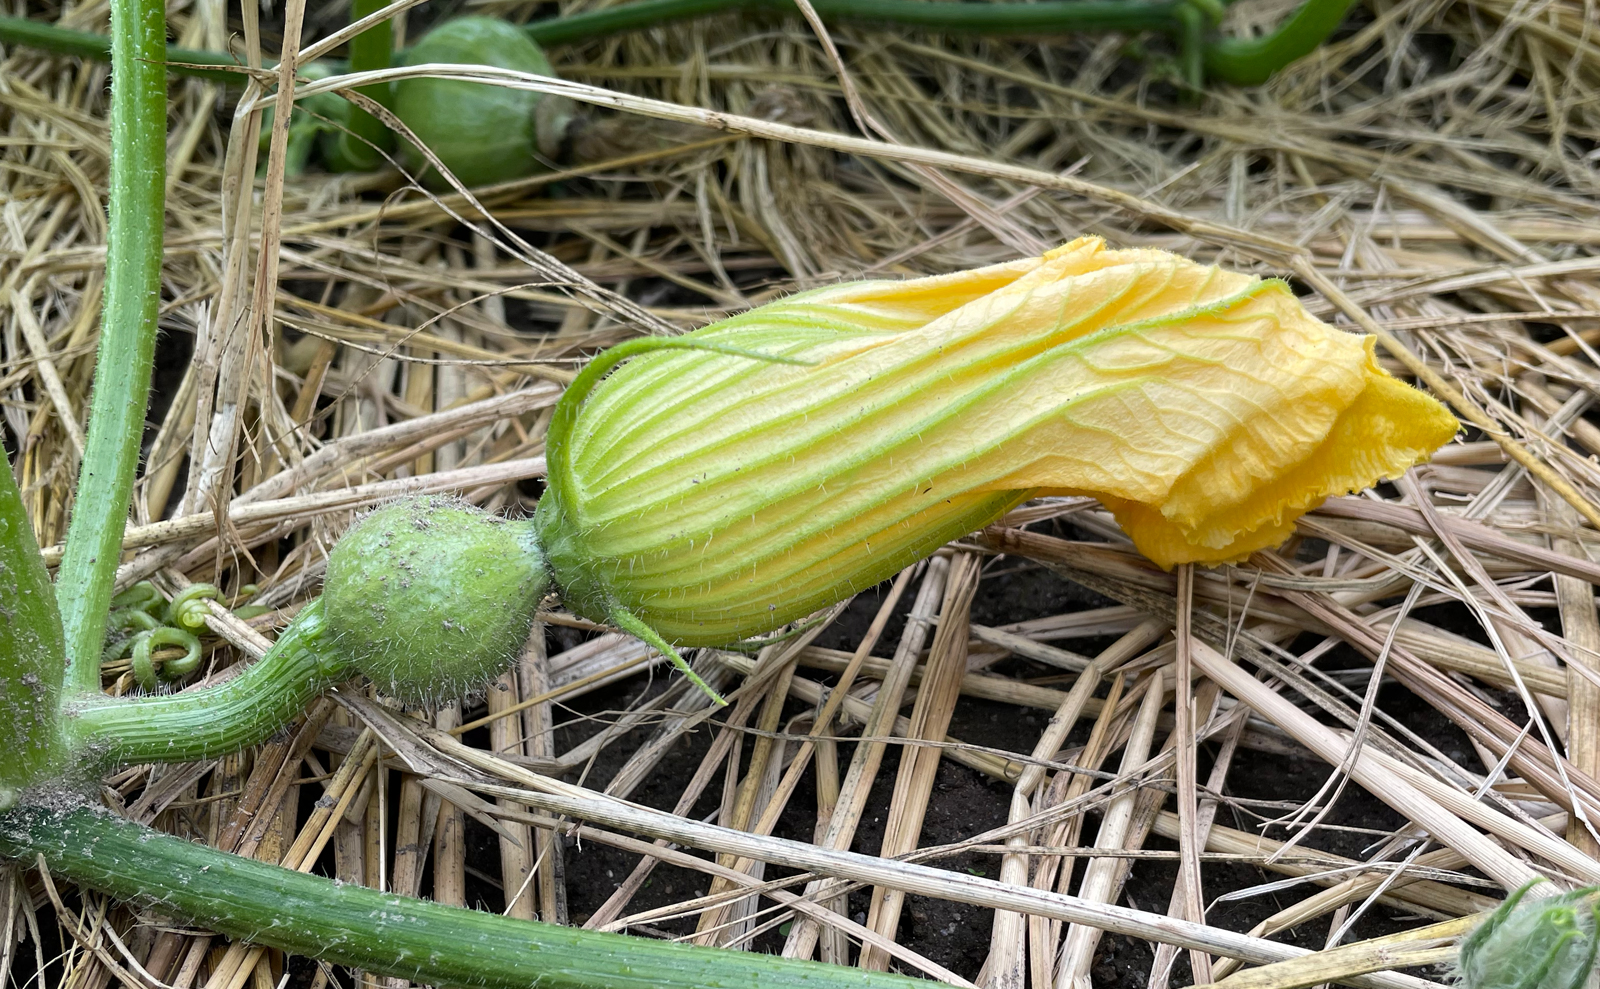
(534, 237, 1458, 647)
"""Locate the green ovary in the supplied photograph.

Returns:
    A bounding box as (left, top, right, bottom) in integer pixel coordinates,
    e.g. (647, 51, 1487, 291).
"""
(323, 496, 548, 704)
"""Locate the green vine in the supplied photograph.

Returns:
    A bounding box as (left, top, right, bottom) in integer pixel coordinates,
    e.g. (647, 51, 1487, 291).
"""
(1202, 0, 1357, 84)
(524, 0, 1192, 45)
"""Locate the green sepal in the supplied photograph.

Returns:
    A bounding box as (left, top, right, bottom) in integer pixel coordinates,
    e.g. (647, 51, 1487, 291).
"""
(607, 607, 727, 706)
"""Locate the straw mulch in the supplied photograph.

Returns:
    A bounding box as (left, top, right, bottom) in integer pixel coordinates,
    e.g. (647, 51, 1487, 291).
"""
(3, 0, 1600, 987)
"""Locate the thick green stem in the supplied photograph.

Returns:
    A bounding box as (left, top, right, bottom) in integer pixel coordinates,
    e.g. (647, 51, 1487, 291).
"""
(1201, 0, 1357, 84)
(1, 803, 924, 989)
(55, 0, 167, 693)
(66, 600, 350, 766)
(0, 455, 66, 807)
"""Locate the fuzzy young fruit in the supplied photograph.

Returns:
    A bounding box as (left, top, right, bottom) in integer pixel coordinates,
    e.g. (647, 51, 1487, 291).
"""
(393, 17, 568, 189)
(323, 496, 547, 703)
(534, 236, 1458, 647)
(1458, 882, 1600, 989)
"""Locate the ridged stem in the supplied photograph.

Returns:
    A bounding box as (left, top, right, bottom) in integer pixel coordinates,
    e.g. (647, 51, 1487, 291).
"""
(67, 600, 351, 766)
(0, 803, 926, 989)
(54, 0, 167, 693)
(0, 454, 66, 806)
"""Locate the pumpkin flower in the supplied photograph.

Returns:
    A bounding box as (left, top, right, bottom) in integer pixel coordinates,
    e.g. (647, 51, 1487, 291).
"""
(534, 236, 1458, 647)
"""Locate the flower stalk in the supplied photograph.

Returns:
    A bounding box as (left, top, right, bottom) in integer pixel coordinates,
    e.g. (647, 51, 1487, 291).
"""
(66, 601, 351, 766)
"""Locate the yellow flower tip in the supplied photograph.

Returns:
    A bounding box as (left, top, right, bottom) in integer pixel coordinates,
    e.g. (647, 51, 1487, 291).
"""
(536, 240, 1460, 645)
(1099, 335, 1460, 569)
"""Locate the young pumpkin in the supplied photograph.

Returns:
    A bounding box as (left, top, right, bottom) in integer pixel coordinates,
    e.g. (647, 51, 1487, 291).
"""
(392, 17, 571, 189)
(323, 496, 548, 704)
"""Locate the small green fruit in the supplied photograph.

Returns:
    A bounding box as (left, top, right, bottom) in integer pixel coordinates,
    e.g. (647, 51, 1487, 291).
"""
(393, 17, 566, 189)
(323, 496, 548, 704)
(1458, 881, 1600, 989)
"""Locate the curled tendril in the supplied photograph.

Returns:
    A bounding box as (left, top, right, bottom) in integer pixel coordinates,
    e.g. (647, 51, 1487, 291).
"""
(100, 582, 227, 688)
(167, 583, 222, 633)
(109, 580, 165, 618)
(129, 627, 203, 692)
(109, 608, 161, 635)
(1459, 880, 1600, 989)
(101, 609, 161, 666)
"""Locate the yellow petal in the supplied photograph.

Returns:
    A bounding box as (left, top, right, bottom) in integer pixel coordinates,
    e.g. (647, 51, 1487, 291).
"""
(1096, 353, 1461, 566)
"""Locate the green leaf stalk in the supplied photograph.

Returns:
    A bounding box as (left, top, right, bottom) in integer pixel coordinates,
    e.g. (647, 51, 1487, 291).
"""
(52, 0, 166, 694)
